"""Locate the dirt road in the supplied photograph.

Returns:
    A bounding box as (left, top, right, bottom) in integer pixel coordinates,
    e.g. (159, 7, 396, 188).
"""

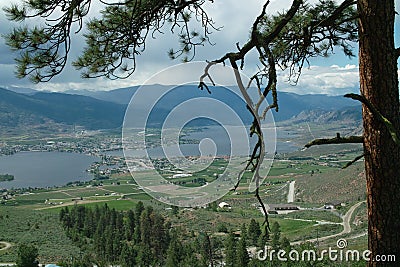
(291, 201, 365, 245)
(0, 241, 11, 251)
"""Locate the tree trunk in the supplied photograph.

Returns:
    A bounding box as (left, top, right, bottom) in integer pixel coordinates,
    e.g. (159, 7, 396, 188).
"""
(357, 0, 400, 266)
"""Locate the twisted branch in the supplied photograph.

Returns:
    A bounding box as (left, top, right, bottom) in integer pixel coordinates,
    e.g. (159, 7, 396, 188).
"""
(199, 0, 303, 227)
(342, 153, 365, 169)
(305, 133, 363, 148)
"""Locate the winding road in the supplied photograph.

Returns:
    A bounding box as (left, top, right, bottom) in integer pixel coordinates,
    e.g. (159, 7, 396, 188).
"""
(0, 241, 11, 251)
(291, 201, 366, 245)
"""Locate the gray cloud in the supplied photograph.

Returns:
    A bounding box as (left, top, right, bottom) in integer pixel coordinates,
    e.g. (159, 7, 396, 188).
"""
(0, 0, 399, 92)
(0, 7, 19, 65)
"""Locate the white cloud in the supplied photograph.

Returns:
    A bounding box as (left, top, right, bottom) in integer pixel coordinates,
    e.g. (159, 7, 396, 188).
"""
(277, 65, 360, 95)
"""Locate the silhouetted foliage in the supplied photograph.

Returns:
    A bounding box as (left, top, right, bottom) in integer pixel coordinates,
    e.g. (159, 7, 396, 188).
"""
(16, 243, 39, 267)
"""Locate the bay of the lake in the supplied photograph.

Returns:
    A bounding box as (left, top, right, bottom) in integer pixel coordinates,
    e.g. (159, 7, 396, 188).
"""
(0, 151, 98, 189)
(117, 126, 300, 159)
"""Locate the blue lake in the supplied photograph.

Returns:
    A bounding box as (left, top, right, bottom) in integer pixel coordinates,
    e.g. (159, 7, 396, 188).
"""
(0, 126, 300, 189)
(116, 126, 300, 158)
(0, 151, 98, 189)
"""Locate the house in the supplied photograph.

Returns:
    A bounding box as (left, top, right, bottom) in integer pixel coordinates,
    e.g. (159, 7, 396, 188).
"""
(324, 201, 343, 209)
(172, 173, 192, 178)
(266, 204, 300, 214)
(2, 192, 12, 200)
(218, 201, 232, 210)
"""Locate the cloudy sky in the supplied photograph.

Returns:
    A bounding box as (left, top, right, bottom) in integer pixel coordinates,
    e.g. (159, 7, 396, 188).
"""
(0, 0, 399, 95)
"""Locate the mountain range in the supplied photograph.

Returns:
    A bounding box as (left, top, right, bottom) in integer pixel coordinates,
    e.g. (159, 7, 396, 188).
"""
(0, 88, 125, 130)
(0, 85, 361, 131)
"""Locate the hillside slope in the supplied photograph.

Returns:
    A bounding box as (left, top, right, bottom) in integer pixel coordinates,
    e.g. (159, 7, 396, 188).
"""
(296, 162, 366, 204)
(0, 88, 125, 130)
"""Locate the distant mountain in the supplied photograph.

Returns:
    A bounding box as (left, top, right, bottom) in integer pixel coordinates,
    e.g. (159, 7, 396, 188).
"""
(0, 88, 125, 130)
(3, 86, 38, 95)
(288, 105, 362, 124)
(0, 85, 362, 133)
(69, 84, 360, 122)
(266, 92, 360, 121)
(66, 86, 140, 105)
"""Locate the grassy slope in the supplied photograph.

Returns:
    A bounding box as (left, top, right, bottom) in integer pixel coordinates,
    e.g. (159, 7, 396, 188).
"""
(295, 162, 366, 204)
(0, 206, 81, 263)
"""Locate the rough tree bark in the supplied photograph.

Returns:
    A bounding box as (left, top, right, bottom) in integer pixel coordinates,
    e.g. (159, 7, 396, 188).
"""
(358, 0, 400, 265)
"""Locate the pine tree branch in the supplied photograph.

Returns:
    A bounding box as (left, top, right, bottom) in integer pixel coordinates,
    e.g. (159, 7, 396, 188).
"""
(304, 133, 363, 148)
(312, 0, 357, 28)
(341, 153, 364, 169)
(344, 93, 400, 145)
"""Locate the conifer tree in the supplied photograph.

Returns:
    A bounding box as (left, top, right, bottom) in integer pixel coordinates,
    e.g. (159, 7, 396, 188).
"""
(120, 243, 136, 267)
(16, 243, 39, 267)
(166, 230, 184, 267)
(270, 221, 281, 251)
(224, 232, 237, 267)
(247, 219, 261, 246)
(236, 235, 249, 267)
(257, 224, 270, 249)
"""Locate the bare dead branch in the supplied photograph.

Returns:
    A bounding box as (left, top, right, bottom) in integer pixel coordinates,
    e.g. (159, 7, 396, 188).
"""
(198, 61, 216, 93)
(255, 188, 270, 229)
(342, 153, 365, 169)
(199, 0, 358, 231)
(304, 134, 363, 148)
(213, 0, 302, 64)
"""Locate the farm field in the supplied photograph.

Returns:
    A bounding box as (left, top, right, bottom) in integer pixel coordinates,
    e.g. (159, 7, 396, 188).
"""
(0, 126, 368, 263)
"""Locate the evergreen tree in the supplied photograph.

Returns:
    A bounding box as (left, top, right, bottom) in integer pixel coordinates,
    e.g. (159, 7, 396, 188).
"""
(165, 231, 184, 267)
(247, 219, 261, 246)
(181, 242, 202, 267)
(139, 207, 152, 246)
(208, 201, 218, 212)
(83, 208, 94, 237)
(171, 205, 179, 215)
(224, 232, 236, 267)
(134, 201, 145, 243)
(149, 211, 169, 264)
(270, 221, 281, 251)
(104, 226, 115, 262)
(58, 203, 172, 266)
(59, 206, 67, 222)
(120, 243, 136, 267)
(197, 232, 214, 267)
(136, 244, 153, 267)
(240, 223, 247, 241)
(281, 236, 291, 253)
(236, 235, 249, 267)
(257, 224, 269, 249)
(216, 222, 228, 233)
(16, 243, 39, 267)
(125, 209, 135, 241)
